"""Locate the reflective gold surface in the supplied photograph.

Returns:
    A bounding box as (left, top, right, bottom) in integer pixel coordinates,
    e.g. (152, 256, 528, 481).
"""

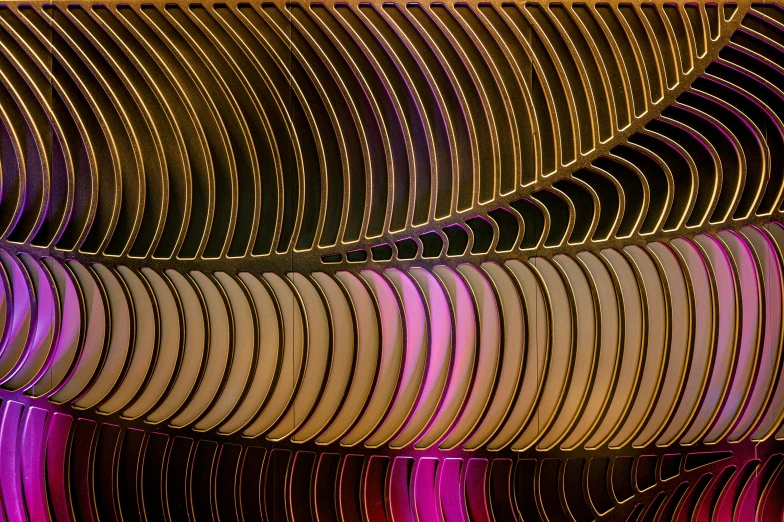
(0, 1, 781, 520)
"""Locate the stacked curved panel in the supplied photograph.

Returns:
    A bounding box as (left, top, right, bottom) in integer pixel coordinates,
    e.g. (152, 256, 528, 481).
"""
(0, 0, 781, 520)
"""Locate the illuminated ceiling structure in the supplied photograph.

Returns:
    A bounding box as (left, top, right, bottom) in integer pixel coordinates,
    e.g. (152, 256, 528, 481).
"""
(0, 0, 781, 520)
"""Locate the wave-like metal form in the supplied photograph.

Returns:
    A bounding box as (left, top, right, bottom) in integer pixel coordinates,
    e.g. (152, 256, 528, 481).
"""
(0, 0, 757, 266)
(0, 0, 783, 520)
(0, 401, 780, 521)
(0, 224, 783, 453)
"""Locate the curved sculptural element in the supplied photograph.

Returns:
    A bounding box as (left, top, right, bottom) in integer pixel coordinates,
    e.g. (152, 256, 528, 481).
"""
(0, 0, 781, 520)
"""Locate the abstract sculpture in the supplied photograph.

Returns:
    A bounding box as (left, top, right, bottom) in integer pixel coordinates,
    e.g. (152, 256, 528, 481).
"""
(0, 0, 781, 520)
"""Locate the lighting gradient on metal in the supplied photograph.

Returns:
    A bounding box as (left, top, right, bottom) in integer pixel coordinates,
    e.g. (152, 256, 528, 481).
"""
(0, 0, 781, 520)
